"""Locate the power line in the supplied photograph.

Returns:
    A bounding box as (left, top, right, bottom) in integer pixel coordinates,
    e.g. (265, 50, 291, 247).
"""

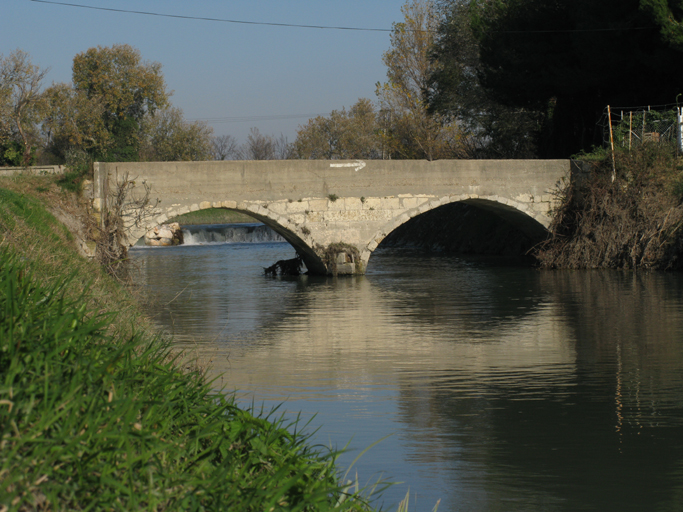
(28, 0, 395, 32)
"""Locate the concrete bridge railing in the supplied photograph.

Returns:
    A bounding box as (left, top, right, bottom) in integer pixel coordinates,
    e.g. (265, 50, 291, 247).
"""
(93, 159, 573, 275)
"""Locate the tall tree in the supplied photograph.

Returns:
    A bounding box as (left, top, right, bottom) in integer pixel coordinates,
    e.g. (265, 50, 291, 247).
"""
(0, 50, 48, 165)
(376, 0, 468, 159)
(428, 1, 543, 158)
(72, 44, 169, 161)
(457, 0, 683, 157)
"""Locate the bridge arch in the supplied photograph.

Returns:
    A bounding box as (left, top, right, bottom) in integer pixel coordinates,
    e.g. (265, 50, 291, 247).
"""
(360, 194, 550, 269)
(128, 201, 329, 274)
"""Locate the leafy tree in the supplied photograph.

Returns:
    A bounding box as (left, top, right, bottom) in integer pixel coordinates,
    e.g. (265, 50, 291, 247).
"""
(640, 0, 683, 51)
(295, 1, 469, 161)
(0, 49, 48, 165)
(376, 0, 467, 159)
(428, 1, 543, 158)
(294, 112, 340, 159)
(139, 106, 213, 161)
(0, 140, 24, 166)
(42, 82, 108, 160)
(72, 44, 169, 161)
(437, 0, 683, 157)
(294, 98, 383, 159)
(2, 46, 215, 166)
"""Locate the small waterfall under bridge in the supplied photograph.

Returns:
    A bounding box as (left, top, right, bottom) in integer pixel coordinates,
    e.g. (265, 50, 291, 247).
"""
(181, 223, 285, 246)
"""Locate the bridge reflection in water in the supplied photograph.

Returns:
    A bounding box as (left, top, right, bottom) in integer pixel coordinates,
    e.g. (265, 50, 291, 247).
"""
(129, 240, 683, 511)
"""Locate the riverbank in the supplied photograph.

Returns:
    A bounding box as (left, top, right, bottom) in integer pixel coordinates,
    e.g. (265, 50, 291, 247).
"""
(0, 174, 379, 511)
(535, 146, 683, 270)
(166, 208, 255, 225)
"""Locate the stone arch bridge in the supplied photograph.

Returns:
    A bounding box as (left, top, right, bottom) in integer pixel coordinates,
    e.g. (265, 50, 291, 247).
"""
(93, 159, 573, 275)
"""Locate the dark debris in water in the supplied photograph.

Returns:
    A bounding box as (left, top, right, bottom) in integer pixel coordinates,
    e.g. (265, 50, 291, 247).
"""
(264, 255, 304, 276)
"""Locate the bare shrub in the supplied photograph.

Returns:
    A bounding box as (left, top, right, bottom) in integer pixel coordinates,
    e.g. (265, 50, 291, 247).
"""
(536, 146, 683, 270)
(95, 173, 157, 276)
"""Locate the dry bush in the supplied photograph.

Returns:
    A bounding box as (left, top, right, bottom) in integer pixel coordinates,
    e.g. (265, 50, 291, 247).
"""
(536, 145, 683, 270)
(95, 173, 157, 277)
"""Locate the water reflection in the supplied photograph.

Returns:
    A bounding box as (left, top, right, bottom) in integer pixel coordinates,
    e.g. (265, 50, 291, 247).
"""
(129, 244, 683, 511)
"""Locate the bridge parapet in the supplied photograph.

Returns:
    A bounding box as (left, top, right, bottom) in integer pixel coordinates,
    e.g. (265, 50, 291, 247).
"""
(94, 159, 571, 275)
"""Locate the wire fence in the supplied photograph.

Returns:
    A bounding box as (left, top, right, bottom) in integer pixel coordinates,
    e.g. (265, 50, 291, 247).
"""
(601, 104, 683, 152)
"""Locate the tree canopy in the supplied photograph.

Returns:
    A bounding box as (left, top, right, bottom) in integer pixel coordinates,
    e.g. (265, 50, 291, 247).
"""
(431, 0, 683, 157)
(139, 106, 213, 162)
(42, 82, 108, 161)
(376, 0, 468, 159)
(0, 45, 215, 168)
(72, 44, 168, 125)
(294, 98, 383, 159)
(640, 0, 683, 51)
(71, 44, 169, 161)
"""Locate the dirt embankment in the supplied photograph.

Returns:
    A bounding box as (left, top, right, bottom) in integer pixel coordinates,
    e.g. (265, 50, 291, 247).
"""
(0, 175, 94, 254)
(0, 174, 132, 275)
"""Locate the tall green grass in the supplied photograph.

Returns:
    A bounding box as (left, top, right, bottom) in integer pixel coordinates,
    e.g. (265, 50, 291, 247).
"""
(0, 180, 382, 510)
(0, 250, 379, 510)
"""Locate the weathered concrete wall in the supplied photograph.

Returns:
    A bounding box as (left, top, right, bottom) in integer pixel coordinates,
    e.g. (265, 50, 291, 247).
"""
(0, 165, 65, 177)
(94, 159, 571, 274)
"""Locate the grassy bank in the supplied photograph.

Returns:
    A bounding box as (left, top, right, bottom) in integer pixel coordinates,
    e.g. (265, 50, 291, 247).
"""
(536, 145, 683, 270)
(166, 208, 256, 226)
(0, 175, 379, 511)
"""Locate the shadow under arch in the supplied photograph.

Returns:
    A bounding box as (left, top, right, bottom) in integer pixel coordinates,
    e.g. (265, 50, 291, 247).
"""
(361, 196, 550, 269)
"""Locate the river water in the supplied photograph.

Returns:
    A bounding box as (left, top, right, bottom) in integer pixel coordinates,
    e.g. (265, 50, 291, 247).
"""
(129, 224, 683, 512)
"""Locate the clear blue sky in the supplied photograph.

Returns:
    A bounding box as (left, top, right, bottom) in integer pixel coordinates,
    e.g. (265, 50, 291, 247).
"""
(1, 0, 406, 144)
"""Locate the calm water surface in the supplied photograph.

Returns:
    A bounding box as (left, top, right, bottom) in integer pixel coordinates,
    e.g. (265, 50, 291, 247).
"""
(129, 234, 683, 511)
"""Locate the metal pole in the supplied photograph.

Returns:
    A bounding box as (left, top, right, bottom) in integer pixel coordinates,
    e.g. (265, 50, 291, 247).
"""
(643, 109, 646, 138)
(608, 105, 616, 182)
